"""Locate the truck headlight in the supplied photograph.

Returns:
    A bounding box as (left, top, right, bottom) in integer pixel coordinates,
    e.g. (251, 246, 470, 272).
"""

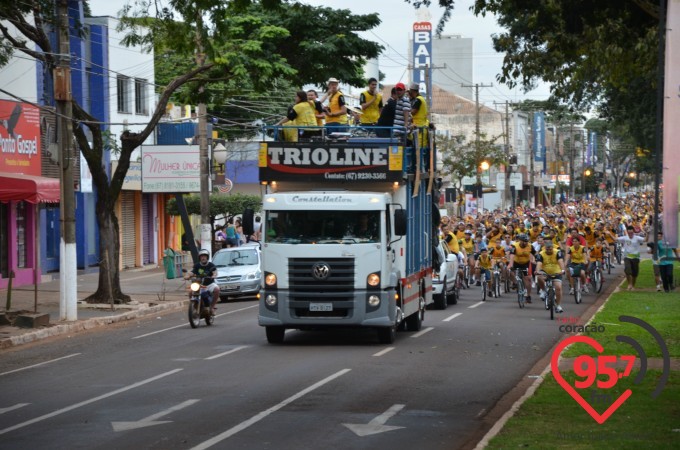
(368, 295, 380, 307)
(265, 273, 277, 286)
(367, 273, 380, 287)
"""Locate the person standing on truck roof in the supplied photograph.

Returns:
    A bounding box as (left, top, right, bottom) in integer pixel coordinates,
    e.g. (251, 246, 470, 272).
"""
(359, 77, 383, 127)
(376, 87, 397, 138)
(277, 90, 317, 141)
(319, 77, 348, 132)
(408, 82, 429, 147)
(393, 82, 411, 137)
(306, 89, 325, 129)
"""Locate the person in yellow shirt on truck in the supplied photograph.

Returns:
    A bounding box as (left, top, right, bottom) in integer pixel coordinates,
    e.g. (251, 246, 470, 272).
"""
(359, 77, 383, 127)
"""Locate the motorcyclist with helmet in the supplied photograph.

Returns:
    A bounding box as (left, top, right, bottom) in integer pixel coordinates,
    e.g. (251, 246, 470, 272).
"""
(185, 249, 220, 315)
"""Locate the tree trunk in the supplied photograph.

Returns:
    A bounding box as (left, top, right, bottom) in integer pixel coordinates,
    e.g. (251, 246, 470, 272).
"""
(83, 193, 131, 304)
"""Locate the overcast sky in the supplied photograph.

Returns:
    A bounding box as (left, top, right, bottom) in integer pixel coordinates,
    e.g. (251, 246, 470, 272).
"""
(90, 0, 551, 107)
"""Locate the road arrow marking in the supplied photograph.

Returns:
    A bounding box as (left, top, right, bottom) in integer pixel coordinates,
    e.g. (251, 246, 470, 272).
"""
(343, 404, 406, 437)
(112, 399, 200, 432)
(0, 403, 29, 415)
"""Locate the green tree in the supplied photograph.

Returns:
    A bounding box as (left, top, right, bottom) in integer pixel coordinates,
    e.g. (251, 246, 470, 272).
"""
(438, 132, 506, 207)
(166, 193, 262, 230)
(0, 0, 381, 303)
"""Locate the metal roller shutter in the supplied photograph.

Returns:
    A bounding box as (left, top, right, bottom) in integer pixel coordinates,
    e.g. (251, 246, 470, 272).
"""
(142, 195, 151, 265)
(121, 191, 136, 269)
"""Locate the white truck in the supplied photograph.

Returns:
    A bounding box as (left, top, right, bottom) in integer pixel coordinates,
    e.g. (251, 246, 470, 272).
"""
(257, 130, 437, 344)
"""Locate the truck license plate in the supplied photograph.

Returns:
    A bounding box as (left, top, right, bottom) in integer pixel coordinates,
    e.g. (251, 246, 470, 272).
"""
(309, 303, 333, 312)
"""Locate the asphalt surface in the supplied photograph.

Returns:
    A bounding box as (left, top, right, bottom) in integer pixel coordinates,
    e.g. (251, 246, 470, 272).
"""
(0, 267, 188, 348)
(0, 264, 626, 449)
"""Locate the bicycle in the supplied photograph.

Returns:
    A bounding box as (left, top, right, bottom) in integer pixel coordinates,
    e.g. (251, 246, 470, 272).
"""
(514, 267, 527, 309)
(480, 269, 490, 301)
(571, 270, 583, 304)
(614, 242, 623, 265)
(491, 262, 502, 298)
(603, 251, 612, 275)
(543, 274, 557, 321)
(590, 260, 604, 293)
(463, 263, 471, 289)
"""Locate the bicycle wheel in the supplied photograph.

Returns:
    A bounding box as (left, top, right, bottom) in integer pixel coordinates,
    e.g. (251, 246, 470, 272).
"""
(481, 279, 487, 301)
(594, 268, 603, 293)
(574, 278, 582, 304)
(548, 290, 555, 320)
(517, 279, 525, 308)
(606, 256, 611, 274)
(493, 272, 501, 298)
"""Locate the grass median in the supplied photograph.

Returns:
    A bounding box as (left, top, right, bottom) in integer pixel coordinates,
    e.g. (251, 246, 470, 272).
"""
(485, 260, 680, 449)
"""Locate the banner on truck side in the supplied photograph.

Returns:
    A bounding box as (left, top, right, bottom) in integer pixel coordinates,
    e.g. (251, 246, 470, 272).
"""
(259, 143, 403, 183)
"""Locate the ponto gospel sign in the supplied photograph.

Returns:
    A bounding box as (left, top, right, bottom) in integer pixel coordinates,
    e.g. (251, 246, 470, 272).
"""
(0, 100, 41, 176)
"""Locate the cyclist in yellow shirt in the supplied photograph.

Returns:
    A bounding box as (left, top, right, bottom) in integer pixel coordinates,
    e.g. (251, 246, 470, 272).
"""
(566, 238, 589, 295)
(588, 239, 606, 280)
(475, 247, 493, 297)
(508, 233, 536, 302)
(535, 240, 566, 313)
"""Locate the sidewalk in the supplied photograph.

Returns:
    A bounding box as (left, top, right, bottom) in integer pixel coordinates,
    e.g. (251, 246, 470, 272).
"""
(0, 266, 188, 349)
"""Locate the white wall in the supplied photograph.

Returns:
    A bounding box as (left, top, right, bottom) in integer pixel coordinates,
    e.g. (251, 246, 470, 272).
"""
(90, 16, 156, 157)
(0, 22, 38, 103)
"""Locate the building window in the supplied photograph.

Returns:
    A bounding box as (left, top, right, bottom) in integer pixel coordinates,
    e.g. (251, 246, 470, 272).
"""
(117, 75, 131, 113)
(135, 78, 148, 115)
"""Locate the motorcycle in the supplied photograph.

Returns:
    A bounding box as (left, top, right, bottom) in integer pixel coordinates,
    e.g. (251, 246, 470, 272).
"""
(185, 273, 215, 328)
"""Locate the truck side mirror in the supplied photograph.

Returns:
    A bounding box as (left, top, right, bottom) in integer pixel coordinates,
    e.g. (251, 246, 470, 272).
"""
(394, 209, 407, 236)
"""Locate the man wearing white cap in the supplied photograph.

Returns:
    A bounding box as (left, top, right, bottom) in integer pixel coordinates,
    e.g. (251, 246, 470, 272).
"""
(320, 77, 348, 131)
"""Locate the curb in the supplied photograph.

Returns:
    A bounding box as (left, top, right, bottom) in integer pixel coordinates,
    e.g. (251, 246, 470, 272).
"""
(0, 299, 187, 349)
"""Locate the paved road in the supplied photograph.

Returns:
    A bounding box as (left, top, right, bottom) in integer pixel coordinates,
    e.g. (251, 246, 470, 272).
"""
(0, 268, 623, 449)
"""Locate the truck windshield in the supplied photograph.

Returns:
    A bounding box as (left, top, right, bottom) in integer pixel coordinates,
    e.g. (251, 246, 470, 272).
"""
(265, 210, 381, 244)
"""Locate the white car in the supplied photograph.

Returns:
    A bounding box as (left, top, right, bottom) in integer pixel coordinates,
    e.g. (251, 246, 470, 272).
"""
(212, 243, 262, 301)
(432, 240, 459, 309)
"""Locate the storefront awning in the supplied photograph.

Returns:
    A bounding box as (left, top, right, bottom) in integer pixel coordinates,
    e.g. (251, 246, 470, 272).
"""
(0, 173, 60, 204)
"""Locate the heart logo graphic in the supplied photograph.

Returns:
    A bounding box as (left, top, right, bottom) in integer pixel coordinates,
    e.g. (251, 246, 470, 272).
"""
(551, 335, 632, 424)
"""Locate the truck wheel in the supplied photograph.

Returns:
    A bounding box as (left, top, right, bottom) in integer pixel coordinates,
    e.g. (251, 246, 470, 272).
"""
(377, 325, 396, 344)
(405, 307, 423, 331)
(265, 326, 285, 344)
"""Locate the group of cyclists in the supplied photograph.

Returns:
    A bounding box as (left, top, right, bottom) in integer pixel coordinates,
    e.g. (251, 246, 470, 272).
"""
(437, 193, 658, 315)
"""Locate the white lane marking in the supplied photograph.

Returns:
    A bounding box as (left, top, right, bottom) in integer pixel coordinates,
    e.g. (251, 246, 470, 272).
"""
(443, 312, 463, 322)
(204, 346, 248, 360)
(112, 399, 200, 432)
(0, 353, 81, 377)
(372, 347, 395, 357)
(132, 304, 257, 339)
(343, 404, 405, 436)
(190, 369, 352, 450)
(0, 369, 183, 436)
(0, 404, 29, 415)
(411, 327, 434, 338)
(468, 301, 485, 309)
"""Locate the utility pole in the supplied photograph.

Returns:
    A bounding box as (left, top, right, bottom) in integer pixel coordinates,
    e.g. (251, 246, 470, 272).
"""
(55, 0, 77, 320)
(195, 9, 211, 255)
(528, 113, 535, 208)
(569, 122, 576, 199)
(462, 83, 493, 212)
(494, 101, 512, 210)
